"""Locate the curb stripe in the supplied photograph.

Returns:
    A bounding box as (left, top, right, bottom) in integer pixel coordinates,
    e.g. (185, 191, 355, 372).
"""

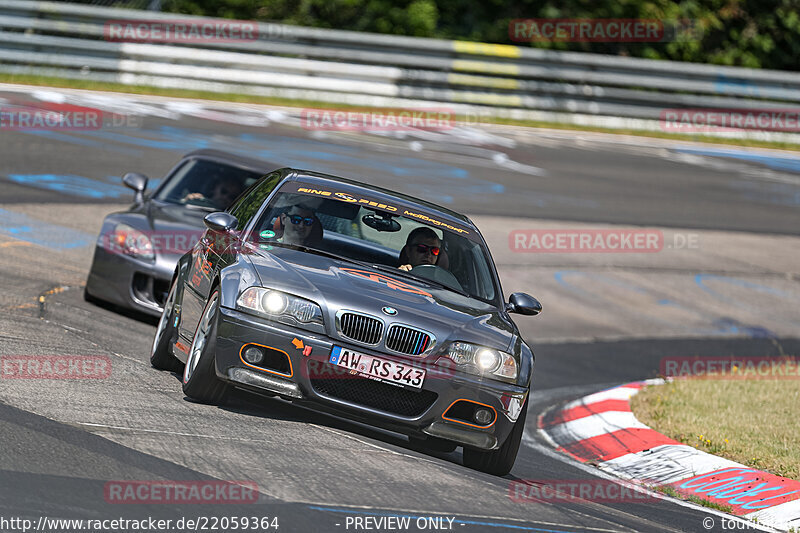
(546, 411, 647, 444)
(672, 467, 800, 514)
(745, 498, 800, 530)
(541, 380, 799, 531)
(599, 444, 746, 485)
(562, 386, 641, 409)
(542, 399, 632, 426)
(557, 428, 679, 463)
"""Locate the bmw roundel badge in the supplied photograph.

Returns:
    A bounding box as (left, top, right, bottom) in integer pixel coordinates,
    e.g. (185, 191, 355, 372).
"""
(382, 306, 398, 316)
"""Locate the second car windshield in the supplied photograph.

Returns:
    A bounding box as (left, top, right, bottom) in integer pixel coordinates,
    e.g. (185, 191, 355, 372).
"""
(155, 159, 263, 210)
(249, 190, 499, 303)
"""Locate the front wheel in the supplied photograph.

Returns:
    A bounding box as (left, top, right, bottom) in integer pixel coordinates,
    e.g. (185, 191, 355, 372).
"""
(150, 277, 182, 372)
(462, 399, 528, 476)
(182, 290, 229, 404)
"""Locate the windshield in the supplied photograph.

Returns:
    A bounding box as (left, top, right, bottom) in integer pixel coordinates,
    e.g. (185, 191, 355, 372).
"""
(154, 158, 264, 210)
(249, 187, 499, 303)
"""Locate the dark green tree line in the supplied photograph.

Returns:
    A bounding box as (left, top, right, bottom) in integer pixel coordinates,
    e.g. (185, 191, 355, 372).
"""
(77, 0, 800, 70)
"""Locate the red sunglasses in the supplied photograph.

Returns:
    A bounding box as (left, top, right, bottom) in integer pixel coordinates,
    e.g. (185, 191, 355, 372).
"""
(414, 243, 440, 256)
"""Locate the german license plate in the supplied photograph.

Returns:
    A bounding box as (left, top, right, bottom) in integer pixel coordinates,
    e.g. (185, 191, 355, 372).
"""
(329, 346, 425, 389)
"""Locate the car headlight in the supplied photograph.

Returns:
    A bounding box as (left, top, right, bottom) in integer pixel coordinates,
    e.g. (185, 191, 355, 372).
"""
(236, 287, 323, 329)
(110, 223, 154, 262)
(442, 342, 518, 383)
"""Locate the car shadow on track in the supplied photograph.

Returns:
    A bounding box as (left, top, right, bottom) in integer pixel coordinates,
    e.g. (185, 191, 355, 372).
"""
(83, 290, 159, 326)
(163, 369, 467, 470)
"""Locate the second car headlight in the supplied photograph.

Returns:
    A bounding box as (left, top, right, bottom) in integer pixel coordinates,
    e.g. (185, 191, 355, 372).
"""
(110, 223, 154, 262)
(443, 341, 518, 383)
(237, 287, 323, 329)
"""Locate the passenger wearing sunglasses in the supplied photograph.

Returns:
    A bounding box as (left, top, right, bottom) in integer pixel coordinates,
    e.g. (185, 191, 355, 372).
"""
(279, 205, 317, 245)
(399, 227, 442, 272)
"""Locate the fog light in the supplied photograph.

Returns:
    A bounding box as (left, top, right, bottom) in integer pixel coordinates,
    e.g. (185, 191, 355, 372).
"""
(243, 346, 264, 364)
(474, 408, 494, 425)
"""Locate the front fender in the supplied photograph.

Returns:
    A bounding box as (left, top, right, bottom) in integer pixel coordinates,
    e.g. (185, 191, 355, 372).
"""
(218, 255, 261, 311)
(511, 336, 534, 388)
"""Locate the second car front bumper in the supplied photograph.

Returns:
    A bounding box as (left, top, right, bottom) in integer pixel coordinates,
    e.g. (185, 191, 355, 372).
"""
(85, 244, 178, 316)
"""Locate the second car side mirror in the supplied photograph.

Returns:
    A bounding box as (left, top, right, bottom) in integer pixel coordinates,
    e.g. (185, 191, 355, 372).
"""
(506, 292, 542, 316)
(122, 172, 149, 204)
(204, 212, 238, 232)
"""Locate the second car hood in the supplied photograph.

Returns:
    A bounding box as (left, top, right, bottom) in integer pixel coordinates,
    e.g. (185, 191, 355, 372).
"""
(111, 201, 209, 261)
(144, 202, 210, 234)
(246, 246, 515, 353)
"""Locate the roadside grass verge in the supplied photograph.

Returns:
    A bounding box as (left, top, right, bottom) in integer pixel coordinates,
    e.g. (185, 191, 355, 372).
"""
(652, 485, 733, 513)
(2, 73, 800, 152)
(631, 378, 800, 480)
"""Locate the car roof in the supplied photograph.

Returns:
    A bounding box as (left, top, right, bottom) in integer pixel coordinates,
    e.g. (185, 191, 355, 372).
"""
(284, 169, 475, 228)
(183, 149, 281, 174)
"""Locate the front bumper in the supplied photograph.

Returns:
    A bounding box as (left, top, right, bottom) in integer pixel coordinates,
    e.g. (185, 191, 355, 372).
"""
(214, 307, 529, 451)
(84, 244, 176, 317)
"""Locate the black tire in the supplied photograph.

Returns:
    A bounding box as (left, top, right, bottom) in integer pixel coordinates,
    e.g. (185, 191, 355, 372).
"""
(409, 436, 458, 453)
(182, 289, 229, 404)
(462, 398, 528, 476)
(149, 277, 183, 373)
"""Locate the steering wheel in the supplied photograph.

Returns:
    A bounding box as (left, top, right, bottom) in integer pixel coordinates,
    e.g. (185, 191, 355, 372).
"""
(410, 264, 464, 292)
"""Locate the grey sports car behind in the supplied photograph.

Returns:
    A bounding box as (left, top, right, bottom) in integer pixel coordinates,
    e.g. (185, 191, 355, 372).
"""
(85, 150, 277, 316)
(151, 168, 541, 476)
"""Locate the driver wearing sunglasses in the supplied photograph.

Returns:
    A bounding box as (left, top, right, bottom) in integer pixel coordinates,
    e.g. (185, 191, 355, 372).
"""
(399, 227, 442, 272)
(279, 205, 317, 245)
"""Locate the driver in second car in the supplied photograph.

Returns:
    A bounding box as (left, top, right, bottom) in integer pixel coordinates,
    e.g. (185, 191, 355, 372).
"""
(399, 227, 441, 271)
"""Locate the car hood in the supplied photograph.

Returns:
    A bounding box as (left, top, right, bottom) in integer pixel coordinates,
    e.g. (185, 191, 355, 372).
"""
(111, 201, 208, 258)
(246, 246, 515, 354)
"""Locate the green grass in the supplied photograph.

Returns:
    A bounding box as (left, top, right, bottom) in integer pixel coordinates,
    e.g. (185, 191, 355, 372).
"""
(632, 377, 800, 480)
(653, 485, 734, 513)
(3, 72, 800, 152)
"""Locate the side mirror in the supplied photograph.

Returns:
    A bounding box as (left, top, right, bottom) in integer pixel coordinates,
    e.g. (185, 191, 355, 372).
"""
(122, 172, 148, 204)
(506, 292, 542, 316)
(204, 212, 238, 232)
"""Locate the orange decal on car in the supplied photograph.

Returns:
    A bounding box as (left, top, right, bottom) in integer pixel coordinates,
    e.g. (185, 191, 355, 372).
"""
(340, 268, 432, 298)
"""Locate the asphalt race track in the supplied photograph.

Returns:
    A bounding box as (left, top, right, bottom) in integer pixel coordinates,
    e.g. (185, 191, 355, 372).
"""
(1, 86, 799, 533)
